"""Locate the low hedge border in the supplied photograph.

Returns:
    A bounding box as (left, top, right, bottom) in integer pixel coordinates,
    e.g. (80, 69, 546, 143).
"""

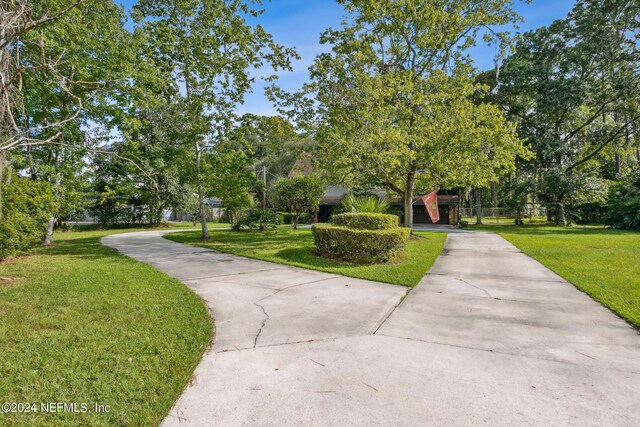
(312, 223, 410, 263)
(331, 212, 399, 230)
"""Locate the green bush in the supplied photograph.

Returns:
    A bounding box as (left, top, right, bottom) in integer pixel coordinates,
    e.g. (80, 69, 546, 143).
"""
(332, 212, 399, 230)
(0, 176, 54, 258)
(274, 175, 324, 229)
(279, 211, 310, 225)
(571, 202, 608, 224)
(239, 209, 283, 231)
(312, 223, 410, 263)
(605, 173, 640, 230)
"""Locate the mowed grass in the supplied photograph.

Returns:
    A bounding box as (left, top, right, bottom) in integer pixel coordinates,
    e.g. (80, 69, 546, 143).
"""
(165, 228, 446, 287)
(0, 230, 211, 426)
(63, 221, 230, 231)
(469, 224, 640, 327)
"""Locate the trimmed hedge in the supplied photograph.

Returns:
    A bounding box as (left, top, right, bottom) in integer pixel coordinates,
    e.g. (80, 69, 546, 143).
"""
(312, 223, 410, 263)
(331, 212, 399, 230)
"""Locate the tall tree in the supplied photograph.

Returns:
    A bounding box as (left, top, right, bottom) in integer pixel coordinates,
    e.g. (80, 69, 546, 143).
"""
(486, 0, 640, 224)
(91, 100, 193, 227)
(274, 0, 528, 227)
(1, 0, 84, 232)
(2, 0, 138, 243)
(206, 140, 256, 230)
(133, 0, 297, 239)
(237, 114, 305, 183)
(21, 0, 135, 243)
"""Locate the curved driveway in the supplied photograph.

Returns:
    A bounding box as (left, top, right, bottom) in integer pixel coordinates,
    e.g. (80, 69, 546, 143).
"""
(102, 230, 640, 426)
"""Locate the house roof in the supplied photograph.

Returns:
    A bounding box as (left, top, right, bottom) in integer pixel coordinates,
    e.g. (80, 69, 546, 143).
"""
(288, 152, 313, 177)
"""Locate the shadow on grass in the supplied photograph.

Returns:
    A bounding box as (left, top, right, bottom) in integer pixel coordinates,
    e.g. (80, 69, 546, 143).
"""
(467, 224, 638, 236)
(168, 230, 389, 271)
(33, 235, 124, 261)
(273, 247, 362, 271)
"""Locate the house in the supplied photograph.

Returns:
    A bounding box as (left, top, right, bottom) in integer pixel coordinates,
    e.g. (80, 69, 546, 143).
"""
(317, 185, 460, 225)
(290, 153, 460, 225)
(170, 197, 225, 222)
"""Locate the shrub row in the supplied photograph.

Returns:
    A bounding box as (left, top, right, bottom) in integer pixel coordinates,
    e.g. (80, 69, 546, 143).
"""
(312, 223, 410, 263)
(331, 212, 399, 230)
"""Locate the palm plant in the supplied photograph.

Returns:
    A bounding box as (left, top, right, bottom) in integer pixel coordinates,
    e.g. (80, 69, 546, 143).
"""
(340, 193, 390, 213)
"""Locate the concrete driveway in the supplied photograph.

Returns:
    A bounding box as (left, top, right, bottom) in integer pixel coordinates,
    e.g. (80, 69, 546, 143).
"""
(102, 230, 640, 426)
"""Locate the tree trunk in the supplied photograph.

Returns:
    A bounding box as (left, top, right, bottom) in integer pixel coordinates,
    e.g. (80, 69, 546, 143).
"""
(558, 201, 567, 226)
(198, 186, 209, 239)
(194, 139, 209, 239)
(262, 165, 267, 210)
(457, 187, 464, 225)
(42, 215, 55, 245)
(475, 188, 482, 225)
(491, 182, 497, 209)
(183, 54, 208, 239)
(615, 153, 621, 177)
(292, 214, 298, 230)
(0, 153, 9, 223)
(403, 168, 417, 228)
(42, 169, 62, 245)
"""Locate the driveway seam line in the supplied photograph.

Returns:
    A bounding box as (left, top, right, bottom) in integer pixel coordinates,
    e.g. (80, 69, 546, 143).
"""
(372, 234, 453, 335)
(426, 272, 567, 283)
(371, 288, 411, 335)
(180, 267, 285, 282)
(374, 333, 637, 369)
(216, 333, 640, 375)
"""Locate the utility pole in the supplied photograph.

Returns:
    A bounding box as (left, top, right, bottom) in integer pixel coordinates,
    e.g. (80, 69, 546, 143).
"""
(262, 165, 267, 210)
(475, 187, 483, 225)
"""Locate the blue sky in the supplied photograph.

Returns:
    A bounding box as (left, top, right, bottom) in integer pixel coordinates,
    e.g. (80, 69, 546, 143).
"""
(118, 0, 575, 117)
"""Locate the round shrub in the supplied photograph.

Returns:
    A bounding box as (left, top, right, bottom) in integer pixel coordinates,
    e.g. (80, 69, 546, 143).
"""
(312, 223, 410, 263)
(0, 176, 54, 258)
(331, 212, 399, 230)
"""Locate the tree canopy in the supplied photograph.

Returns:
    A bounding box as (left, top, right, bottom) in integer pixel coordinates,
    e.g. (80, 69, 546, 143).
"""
(482, 0, 640, 224)
(273, 0, 530, 227)
(132, 0, 297, 239)
(1, 0, 639, 258)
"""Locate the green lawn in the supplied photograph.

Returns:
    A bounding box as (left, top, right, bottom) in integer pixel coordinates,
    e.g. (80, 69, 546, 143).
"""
(0, 230, 212, 426)
(61, 221, 230, 231)
(461, 216, 549, 225)
(468, 224, 640, 327)
(165, 221, 231, 229)
(165, 228, 447, 287)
